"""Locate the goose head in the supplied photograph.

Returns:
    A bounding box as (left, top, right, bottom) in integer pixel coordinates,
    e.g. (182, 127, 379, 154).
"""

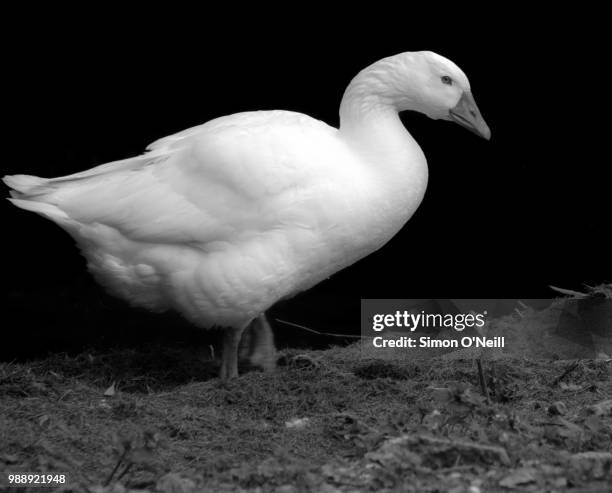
(343, 51, 491, 140)
(392, 51, 490, 139)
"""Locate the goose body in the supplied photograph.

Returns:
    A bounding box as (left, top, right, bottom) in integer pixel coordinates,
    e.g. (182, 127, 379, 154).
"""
(4, 51, 490, 378)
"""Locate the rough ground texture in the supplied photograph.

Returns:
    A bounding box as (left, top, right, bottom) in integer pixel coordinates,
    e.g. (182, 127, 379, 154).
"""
(1, 298, 611, 492)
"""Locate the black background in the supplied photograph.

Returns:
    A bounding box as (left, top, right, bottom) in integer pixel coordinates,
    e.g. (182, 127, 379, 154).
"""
(2, 11, 609, 358)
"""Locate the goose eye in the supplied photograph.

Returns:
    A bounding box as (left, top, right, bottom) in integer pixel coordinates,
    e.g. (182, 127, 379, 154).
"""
(441, 75, 453, 85)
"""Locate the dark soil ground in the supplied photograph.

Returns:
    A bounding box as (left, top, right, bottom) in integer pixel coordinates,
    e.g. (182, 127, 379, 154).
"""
(1, 300, 611, 492)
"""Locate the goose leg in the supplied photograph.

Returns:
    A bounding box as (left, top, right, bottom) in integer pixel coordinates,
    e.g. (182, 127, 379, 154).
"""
(220, 325, 247, 380)
(238, 320, 254, 361)
(247, 313, 276, 372)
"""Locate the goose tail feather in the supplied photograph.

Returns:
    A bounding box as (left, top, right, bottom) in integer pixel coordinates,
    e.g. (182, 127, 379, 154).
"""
(3, 174, 69, 221)
(3, 174, 51, 197)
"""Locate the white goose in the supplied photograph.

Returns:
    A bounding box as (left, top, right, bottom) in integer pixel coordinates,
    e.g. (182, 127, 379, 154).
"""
(3, 51, 490, 379)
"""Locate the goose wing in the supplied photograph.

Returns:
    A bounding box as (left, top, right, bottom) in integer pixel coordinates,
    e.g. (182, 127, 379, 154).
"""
(9, 111, 343, 246)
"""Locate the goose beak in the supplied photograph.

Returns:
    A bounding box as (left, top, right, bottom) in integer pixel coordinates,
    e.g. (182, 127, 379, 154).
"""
(449, 91, 491, 140)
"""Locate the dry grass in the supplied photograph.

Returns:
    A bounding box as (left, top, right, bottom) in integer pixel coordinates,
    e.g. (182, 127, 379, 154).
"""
(1, 344, 611, 492)
(1, 291, 611, 491)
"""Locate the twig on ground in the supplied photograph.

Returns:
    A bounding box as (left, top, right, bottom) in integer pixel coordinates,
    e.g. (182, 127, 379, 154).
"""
(275, 319, 369, 339)
(549, 285, 589, 298)
(115, 462, 133, 482)
(552, 360, 581, 386)
(57, 390, 72, 402)
(476, 358, 490, 404)
(490, 361, 497, 398)
(104, 447, 129, 486)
